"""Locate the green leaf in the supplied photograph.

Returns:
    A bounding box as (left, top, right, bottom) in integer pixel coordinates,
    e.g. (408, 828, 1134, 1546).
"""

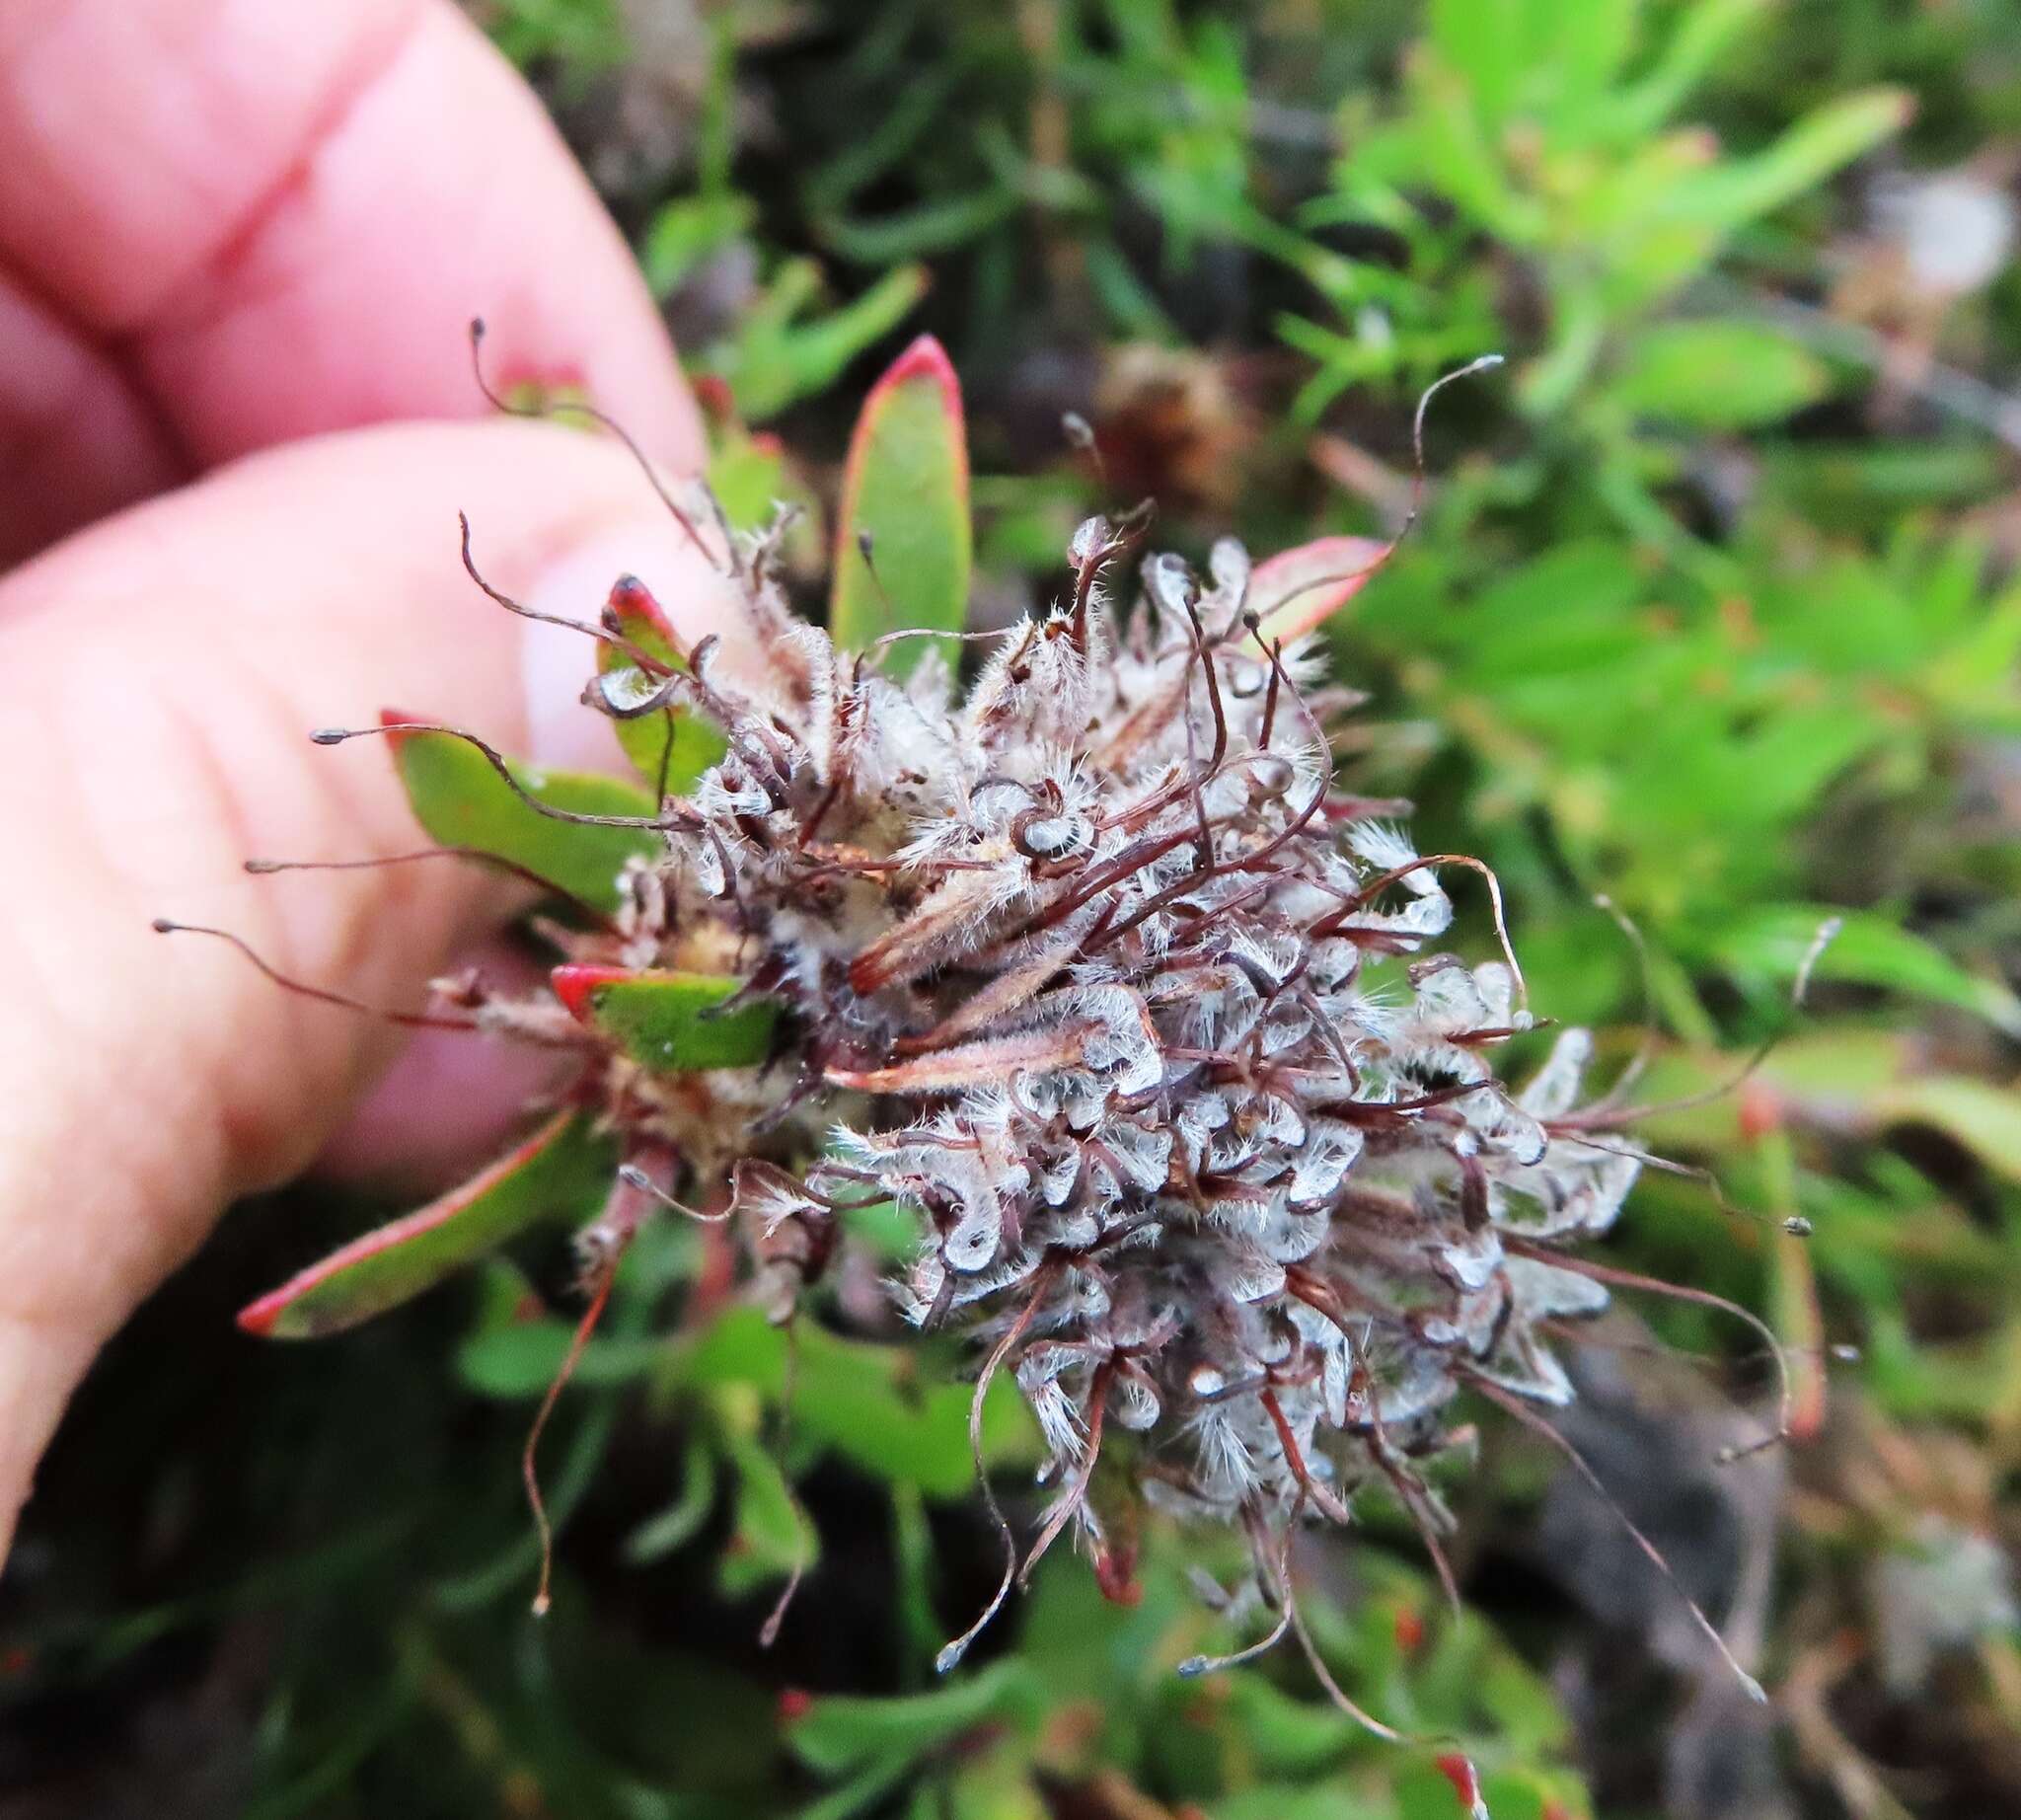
(454, 1320, 661, 1399)
(803, 64, 959, 214)
(679, 1307, 1033, 1495)
(708, 422, 793, 533)
(553, 965, 779, 1070)
(592, 577, 730, 795)
(1426, 0, 1525, 127)
(1613, 319, 1830, 428)
(385, 718, 658, 913)
(817, 189, 1019, 265)
(942, 1752, 1049, 1820)
(237, 1111, 616, 1339)
(1223, 1676, 1354, 1775)
(1869, 1078, 2021, 1183)
(829, 334, 971, 676)
(624, 1438, 719, 1563)
(719, 1425, 811, 1593)
(788, 1661, 1042, 1777)
(483, 0, 625, 75)
(1214, 1787, 1377, 1820)
(1666, 88, 1910, 234)
(705, 261, 932, 421)
(1404, 51, 1537, 240)
(1431, 0, 1638, 126)
(640, 192, 757, 296)
(1607, 0, 1770, 139)
(1707, 905, 2021, 1037)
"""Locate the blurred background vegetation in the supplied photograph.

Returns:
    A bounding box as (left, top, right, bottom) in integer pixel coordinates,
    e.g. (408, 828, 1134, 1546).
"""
(7, 2, 2021, 1815)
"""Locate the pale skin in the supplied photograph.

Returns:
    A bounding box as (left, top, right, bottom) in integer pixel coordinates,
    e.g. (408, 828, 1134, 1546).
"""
(0, 0, 729, 1561)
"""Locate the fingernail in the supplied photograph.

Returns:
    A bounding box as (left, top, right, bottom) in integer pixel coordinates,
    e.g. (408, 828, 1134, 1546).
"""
(517, 518, 751, 770)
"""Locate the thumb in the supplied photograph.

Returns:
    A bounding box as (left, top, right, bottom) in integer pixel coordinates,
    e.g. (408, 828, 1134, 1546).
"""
(0, 415, 740, 1556)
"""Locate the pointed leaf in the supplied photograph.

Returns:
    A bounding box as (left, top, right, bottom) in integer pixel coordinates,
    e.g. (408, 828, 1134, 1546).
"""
(1612, 320, 1829, 428)
(1250, 535, 1390, 645)
(553, 965, 778, 1070)
(592, 577, 730, 793)
(385, 715, 657, 913)
(624, 1438, 719, 1563)
(829, 334, 971, 675)
(702, 259, 931, 421)
(678, 1305, 1034, 1496)
(1708, 905, 2021, 1037)
(1869, 1077, 2021, 1183)
(717, 1425, 812, 1595)
(788, 1661, 1043, 1777)
(237, 1110, 616, 1339)
(1669, 88, 1911, 235)
(707, 423, 792, 532)
(454, 1319, 663, 1399)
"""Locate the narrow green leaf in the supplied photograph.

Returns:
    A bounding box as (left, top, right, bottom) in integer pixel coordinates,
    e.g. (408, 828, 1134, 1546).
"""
(237, 1111, 616, 1339)
(1223, 1676, 1355, 1775)
(1426, 0, 1525, 127)
(454, 1320, 661, 1398)
(1608, 0, 1769, 139)
(1613, 319, 1830, 428)
(816, 188, 1019, 265)
(592, 577, 730, 794)
(385, 717, 657, 913)
(720, 1425, 810, 1589)
(624, 1439, 719, 1563)
(829, 334, 971, 676)
(677, 1305, 1034, 1496)
(939, 1756, 1050, 1820)
(708, 423, 792, 532)
(553, 965, 779, 1070)
(640, 192, 757, 296)
(1707, 905, 2021, 1036)
(1666, 88, 1910, 233)
(706, 262, 932, 421)
(788, 1661, 1042, 1777)
(803, 66, 958, 213)
(1869, 1078, 2021, 1183)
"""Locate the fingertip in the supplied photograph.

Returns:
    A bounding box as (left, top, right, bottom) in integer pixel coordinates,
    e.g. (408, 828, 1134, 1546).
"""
(0, 0, 704, 516)
(137, 1, 704, 470)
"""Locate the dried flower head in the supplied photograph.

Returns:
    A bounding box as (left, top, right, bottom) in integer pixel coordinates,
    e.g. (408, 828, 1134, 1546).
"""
(200, 335, 1789, 1723)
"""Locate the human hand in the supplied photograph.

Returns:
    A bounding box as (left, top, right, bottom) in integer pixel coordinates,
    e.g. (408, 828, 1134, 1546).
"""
(0, 0, 730, 1559)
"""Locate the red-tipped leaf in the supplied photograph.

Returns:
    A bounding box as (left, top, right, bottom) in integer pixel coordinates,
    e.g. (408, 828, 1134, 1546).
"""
(1248, 535, 1389, 646)
(829, 335, 971, 676)
(237, 1110, 617, 1339)
(592, 578, 728, 793)
(554, 965, 778, 1070)
(551, 963, 635, 1024)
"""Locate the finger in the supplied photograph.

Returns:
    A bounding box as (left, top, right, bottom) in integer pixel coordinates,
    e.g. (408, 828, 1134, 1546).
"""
(0, 267, 186, 559)
(314, 932, 573, 1192)
(313, 475, 781, 1190)
(0, 0, 698, 561)
(0, 417, 742, 1557)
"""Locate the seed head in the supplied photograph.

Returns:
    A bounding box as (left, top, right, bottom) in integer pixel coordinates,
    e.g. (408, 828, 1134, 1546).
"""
(542, 501, 1636, 1593)
(197, 344, 1799, 1709)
